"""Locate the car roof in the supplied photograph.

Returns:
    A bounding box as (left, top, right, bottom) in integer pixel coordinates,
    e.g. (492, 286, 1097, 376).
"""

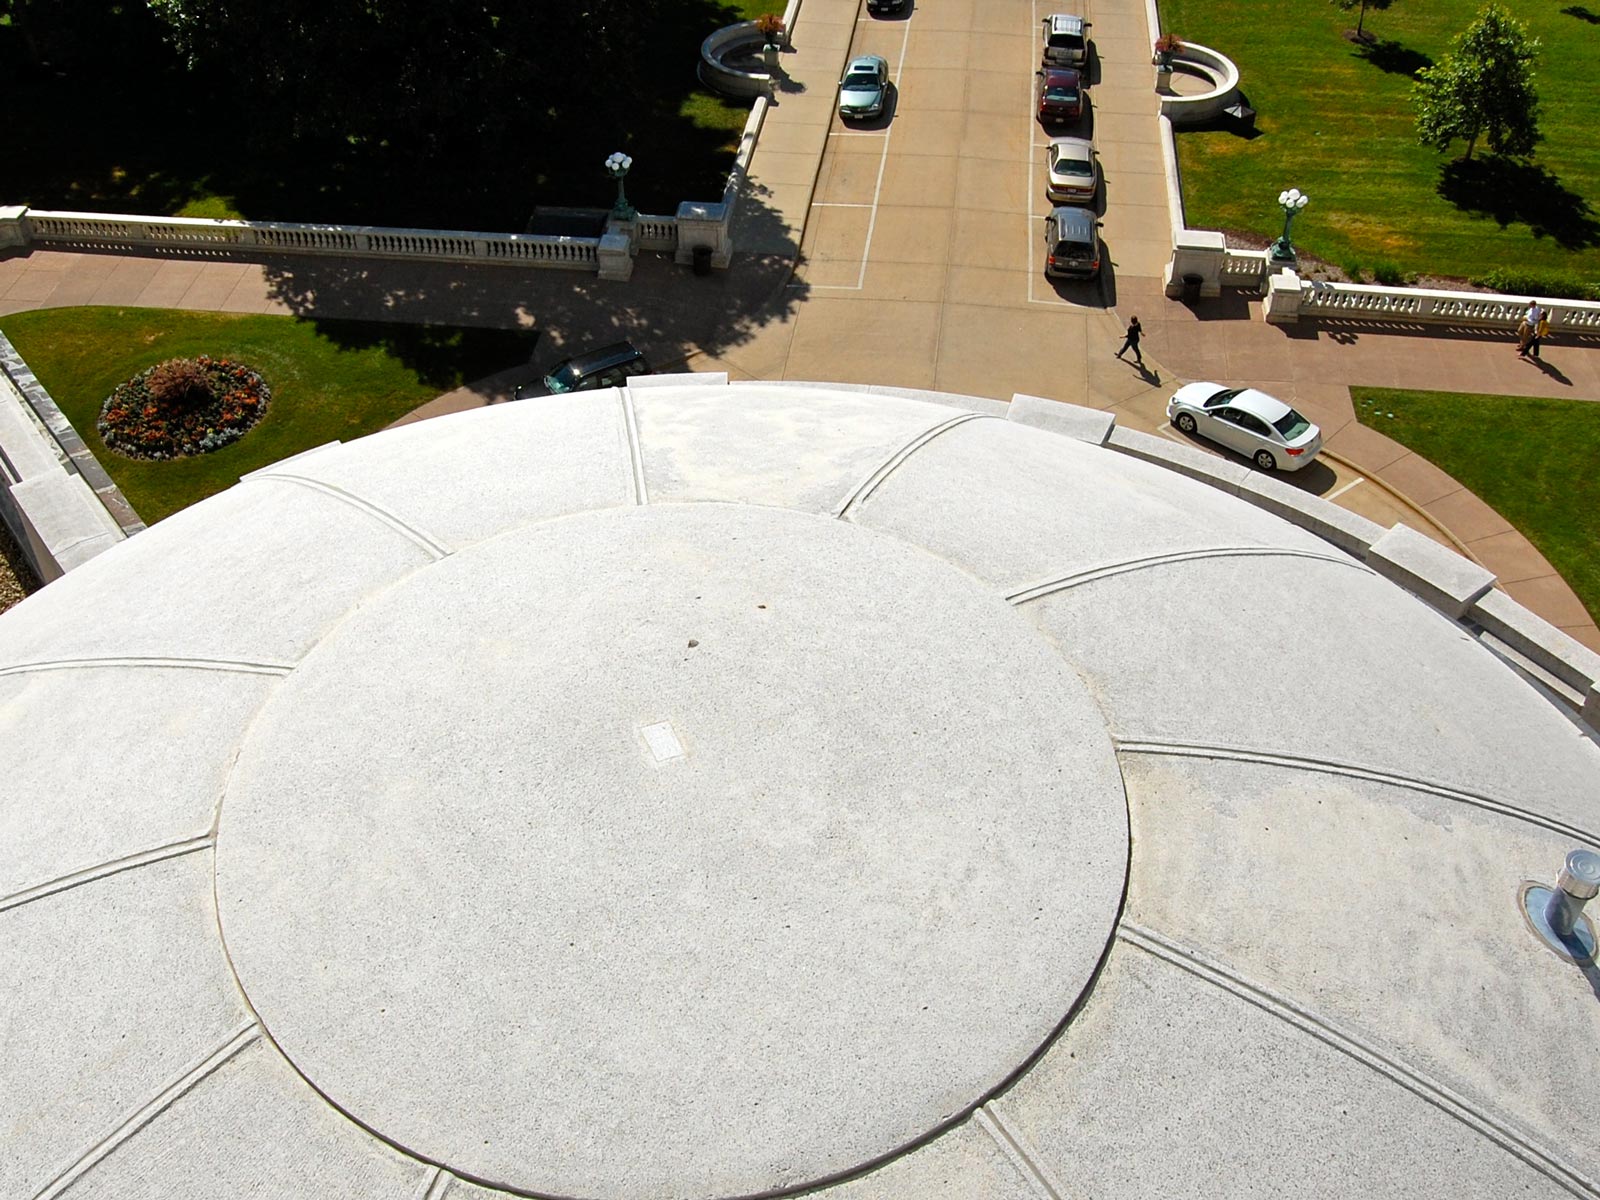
(1048, 206, 1097, 237)
(556, 341, 644, 373)
(1230, 388, 1295, 422)
(1040, 67, 1082, 84)
(1046, 13, 1087, 34)
(846, 54, 886, 72)
(1048, 136, 1094, 157)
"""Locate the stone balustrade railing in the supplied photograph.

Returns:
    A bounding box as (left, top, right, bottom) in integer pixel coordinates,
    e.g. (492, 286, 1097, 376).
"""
(1264, 269, 1600, 327)
(16, 209, 606, 270)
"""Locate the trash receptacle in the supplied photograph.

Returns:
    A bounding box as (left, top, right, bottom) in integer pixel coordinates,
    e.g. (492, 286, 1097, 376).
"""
(692, 245, 713, 276)
(1181, 273, 1202, 304)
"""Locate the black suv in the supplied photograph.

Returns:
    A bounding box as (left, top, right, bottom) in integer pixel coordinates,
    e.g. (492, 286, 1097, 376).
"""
(867, 0, 908, 13)
(514, 341, 652, 399)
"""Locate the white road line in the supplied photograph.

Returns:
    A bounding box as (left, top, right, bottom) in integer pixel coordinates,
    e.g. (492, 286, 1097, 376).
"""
(808, 12, 914, 292)
(1326, 475, 1366, 501)
(1025, 0, 1075, 309)
(1155, 426, 1188, 445)
(827, 131, 889, 138)
(812, 202, 876, 208)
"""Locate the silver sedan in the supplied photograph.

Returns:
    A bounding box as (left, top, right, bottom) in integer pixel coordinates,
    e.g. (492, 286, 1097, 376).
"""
(1167, 383, 1323, 471)
(1045, 137, 1098, 204)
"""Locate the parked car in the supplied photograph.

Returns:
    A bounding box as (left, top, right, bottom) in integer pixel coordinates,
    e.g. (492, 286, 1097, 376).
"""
(1045, 136, 1098, 204)
(867, 0, 908, 12)
(1042, 206, 1101, 281)
(1041, 13, 1090, 67)
(1035, 67, 1084, 125)
(514, 341, 652, 399)
(838, 54, 890, 120)
(1167, 383, 1323, 471)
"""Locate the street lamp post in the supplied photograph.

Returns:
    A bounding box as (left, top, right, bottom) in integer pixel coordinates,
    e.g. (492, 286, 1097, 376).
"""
(605, 152, 636, 222)
(1269, 188, 1309, 264)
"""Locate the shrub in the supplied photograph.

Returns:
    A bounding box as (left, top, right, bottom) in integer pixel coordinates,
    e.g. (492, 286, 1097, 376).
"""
(1154, 33, 1184, 54)
(1371, 260, 1409, 285)
(1341, 260, 1366, 282)
(1472, 267, 1600, 301)
(145, 357, 213, 405)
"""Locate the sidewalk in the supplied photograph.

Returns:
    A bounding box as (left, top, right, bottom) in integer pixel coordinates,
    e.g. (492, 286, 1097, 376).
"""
(0, 0, 1595, 648)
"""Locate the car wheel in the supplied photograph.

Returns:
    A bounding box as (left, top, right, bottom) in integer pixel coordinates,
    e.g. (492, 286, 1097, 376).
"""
(1174, 412, 1197, 434)
(1254, 449, 1277, 471)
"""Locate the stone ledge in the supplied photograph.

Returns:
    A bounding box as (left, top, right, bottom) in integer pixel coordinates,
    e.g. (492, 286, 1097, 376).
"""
(12, 471, 124, 579)
(1105, 426, 1251, 493)
(1470, 588, 1600, 699)
(1008, 394, 1116, 445)
(1585, 684, 1600, 731)
(630, 372, 727, 389)
(1235, 471, 1385, 559)
(1368, 524, 1496, 620)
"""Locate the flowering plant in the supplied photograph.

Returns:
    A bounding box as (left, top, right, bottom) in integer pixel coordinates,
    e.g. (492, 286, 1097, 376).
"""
(98, 356, 271, 461)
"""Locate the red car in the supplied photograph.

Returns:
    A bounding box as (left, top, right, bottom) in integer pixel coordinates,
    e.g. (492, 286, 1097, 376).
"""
(1035, 67, 1084, 125)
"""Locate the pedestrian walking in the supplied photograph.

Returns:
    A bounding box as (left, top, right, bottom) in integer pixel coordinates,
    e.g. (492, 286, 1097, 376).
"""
(1115, 315, 1143, 365)
(1532, 312, 1550, 360)
(1525, 300, 1544, 327)
(1515, 318, 1533, 359)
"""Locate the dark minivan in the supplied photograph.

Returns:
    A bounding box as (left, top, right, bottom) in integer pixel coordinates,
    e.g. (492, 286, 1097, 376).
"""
(515, 341, 652, 399)
(1042, 207, 1101, 281)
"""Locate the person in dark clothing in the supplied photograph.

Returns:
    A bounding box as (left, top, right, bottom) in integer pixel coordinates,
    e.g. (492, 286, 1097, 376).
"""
(1115, 315, 1143, 365)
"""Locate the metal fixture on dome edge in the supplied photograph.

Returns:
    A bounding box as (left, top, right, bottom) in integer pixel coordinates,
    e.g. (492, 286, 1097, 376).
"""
(1520, 848, 1600, 965)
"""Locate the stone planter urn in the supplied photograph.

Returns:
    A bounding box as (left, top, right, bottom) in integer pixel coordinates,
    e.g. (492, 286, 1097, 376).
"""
(763, 43, 780, 68)
(1155, 64, 1174, 93)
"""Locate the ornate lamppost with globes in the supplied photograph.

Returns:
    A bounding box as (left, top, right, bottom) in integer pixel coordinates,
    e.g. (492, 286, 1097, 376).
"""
(1269, 187, 1309, 265)
(605, 152, 636, 222)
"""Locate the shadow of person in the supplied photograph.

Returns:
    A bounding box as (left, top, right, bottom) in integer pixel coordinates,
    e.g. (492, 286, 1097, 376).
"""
(1530, 356, 1574, 386)
(1134, 361, 1160, 386)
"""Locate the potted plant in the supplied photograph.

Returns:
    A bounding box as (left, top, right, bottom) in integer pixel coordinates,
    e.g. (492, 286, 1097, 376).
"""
(756, 13, 786, 53)
(1152, 33, 1182, 67)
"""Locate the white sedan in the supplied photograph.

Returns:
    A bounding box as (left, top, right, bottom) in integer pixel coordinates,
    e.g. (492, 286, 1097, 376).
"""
(1167, 383, 1322, 472)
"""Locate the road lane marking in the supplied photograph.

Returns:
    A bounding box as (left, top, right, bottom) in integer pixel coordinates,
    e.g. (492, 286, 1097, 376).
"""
(1327, 475, 1366, 501)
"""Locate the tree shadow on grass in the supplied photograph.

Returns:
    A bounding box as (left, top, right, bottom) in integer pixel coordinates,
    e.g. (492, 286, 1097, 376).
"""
(1353, 38, 1432, 78)
(1438, 157, 1600, 250)
(1562, 5, 1600, 23)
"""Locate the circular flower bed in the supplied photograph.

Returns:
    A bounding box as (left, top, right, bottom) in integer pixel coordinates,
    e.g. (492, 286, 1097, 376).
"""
(98, 356, 271, 460)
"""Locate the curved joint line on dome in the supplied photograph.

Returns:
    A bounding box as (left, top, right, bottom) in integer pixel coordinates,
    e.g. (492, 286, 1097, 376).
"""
(620, 392, 649, 506)
(1115, 738, 1600, 847)
(833, 411, 1000, 520)
(1005, 545, 1371, 606)
(0, 835, 214, 914)
(0, 655, 293, 679)
(248, 473, 451, 559)
(1118, 924, 1600, 1200)
(29, 1022, 259, 1200)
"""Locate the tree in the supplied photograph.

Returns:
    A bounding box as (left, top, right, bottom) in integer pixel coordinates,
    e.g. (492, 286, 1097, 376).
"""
(1412, 3, 1541, 160)
(1330, 0, 1393, 43)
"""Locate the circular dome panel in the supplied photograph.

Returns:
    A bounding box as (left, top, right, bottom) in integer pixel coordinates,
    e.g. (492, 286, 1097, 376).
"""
(215, 503, 1127, 1199)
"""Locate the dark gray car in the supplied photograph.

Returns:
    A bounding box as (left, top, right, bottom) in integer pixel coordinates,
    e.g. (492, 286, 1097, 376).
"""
(1042, 207, 1101, 280)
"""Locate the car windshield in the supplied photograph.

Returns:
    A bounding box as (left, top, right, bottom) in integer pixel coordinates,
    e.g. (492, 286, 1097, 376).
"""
(544, 363, 582, 393)
(1053, 156, 1091, 176)
(1049, 33, 1085, 49)
(1273, 409, 1312, 439)
(1203, 387, 1242, 409)
(843, 73, 878, 89)
(1044, 85, 1079, 101)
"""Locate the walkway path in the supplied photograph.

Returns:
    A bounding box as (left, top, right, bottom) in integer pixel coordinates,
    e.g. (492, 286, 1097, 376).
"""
(0, 0, 1595, 649)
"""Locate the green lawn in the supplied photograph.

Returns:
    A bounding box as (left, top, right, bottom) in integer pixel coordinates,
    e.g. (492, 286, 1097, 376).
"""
(0, 308, 538, 525)
(1158, 0, 1600, 280)
(1352, 386, 1600, 623)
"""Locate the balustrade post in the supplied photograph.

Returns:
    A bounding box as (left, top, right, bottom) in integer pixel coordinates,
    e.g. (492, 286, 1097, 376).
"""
(0, 205, 34, 249)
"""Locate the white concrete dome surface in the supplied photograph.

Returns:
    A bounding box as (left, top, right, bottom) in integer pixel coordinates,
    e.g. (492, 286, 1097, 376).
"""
(3, 379, 1599, 1200)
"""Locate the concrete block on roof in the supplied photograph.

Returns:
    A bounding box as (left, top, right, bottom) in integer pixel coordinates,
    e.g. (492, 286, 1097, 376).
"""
(630, 371, 727, 388)
(11, 471, 124, 577)
(1007, 393, 1116, 445)
(1106, 425, 1251, 494)
(1471, 587, 1600, 697)
(1235, 470, 1384, 558)
(1585, 683, 1600, 731)
(1368, 523, 1495, 619)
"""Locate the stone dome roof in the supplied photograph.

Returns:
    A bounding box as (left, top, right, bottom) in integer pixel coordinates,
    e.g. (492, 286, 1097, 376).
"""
(3, 379, 1597, 1200)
